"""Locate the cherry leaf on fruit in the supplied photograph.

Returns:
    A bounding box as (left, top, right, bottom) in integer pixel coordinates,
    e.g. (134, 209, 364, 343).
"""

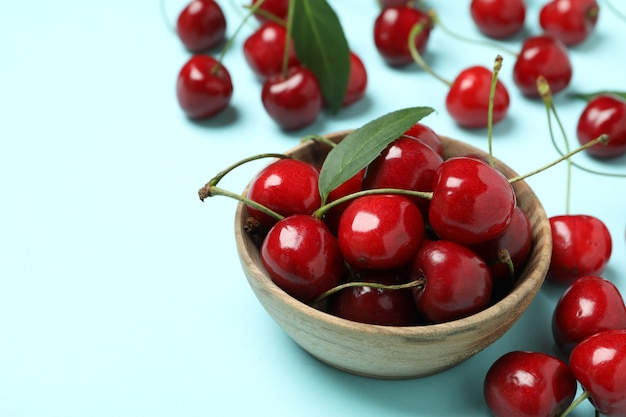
(318, 107, 435, 203)
(291, 0, 350, 114)
(570, 90, 626, 101)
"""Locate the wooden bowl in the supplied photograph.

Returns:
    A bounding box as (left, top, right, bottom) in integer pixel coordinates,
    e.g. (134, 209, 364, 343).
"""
(234, 131, 552, 379)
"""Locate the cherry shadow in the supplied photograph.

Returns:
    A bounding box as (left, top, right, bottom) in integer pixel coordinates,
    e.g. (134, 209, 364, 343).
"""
(187, 106, 240, 128)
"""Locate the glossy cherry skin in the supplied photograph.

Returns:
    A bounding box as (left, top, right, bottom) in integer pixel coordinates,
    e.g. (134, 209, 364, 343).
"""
(245, 158, 321, 229)
(484, 351, 577, 417)
(260, 214, 344, 303)
(547, 214, 612, 285)
(342, 51, 368, 107)
(470, 0, 526, 39)
(402, 122, 444, 156)
(569, 330, 626, 416)
(446, 65, 510, 128)
(176, 54, 233, 119)
(261, 66, 323, 130)
(552, 275, 626, 356)
(243, 21, 299, 80)
(410, 239, 492, 323)
(250, 0, 289, 23)
(329, 269, 420, 326)
(428, 157, 516, 245)
(576, 94, 626, 159)
(362, 136, 443, 219)
(176, 0, 226, 52)
(513, 35, 572, 97)
(337, 194, 425, 270)
(373, 6, 432, 67)
(539, 0, 599, 46)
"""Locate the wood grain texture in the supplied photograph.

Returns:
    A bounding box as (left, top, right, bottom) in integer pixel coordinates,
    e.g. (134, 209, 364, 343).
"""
(234, 131, 552, 379)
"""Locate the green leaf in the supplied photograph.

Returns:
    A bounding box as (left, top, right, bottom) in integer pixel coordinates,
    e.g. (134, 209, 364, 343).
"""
(570, 90, 626, 102)
(291, 0, 350, 114)
(318, 107, 436, 203)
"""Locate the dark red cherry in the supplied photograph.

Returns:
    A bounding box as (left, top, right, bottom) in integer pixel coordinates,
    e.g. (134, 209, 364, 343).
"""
(539, 0, 600, 46)
(373, 6, 432, 67)
(176, 0, 227, 52)
(484, 351, 577, 417)
(547, 214, 612, 285)
(569, 330, 626, 417)
(243, 21, 300, 80)
(176, 54, 233, 119)
(470, 0, 526, 39)
(329, 269, 420, 326)
(362, 136, 443, 219)
(576, 94, 626, 159)
(342, 51, 368, 107)
(261, 66, 323, 130)
(445, 65, 510, 128)
(552, 275, 626, 356)
(260, 214, 344, 303)
(245, 158, 321, 228)
(402, 122, 444, 157)
(428, 157, 516, 245)
(513, 35, 572, 97)
(410, 239, 492, 323)
(250, 0, 289, 23)
(337, 194, 425, 270)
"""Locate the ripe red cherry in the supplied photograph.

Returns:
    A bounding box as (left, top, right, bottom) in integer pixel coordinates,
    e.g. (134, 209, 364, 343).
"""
(428, 157, 516, 245)
(513, 35, 572, 97)
(552, 275, 626, 356)
(250, 0, 289, 23)
(337, 194, 425, 270)
(547, 214, 613, 285)
(402, 122, 444, 156)
(576, 94, 626, 159)
(245, 158, 321, 228)
(483, 351, 577, 417)
(329, 269, 420, 326)
(176, 0, 227, 52)
(342, 51, 368, 107)
(445, 65, 510, 128)
(373, 6, 432, 67)
(470, 0, 526, 39)
(410, 239, 492, 323)
(176, 54, 233, 119)
(261, 66, 323, 130)
(569, 330, 626, 417)
(242, 21, 299, 81)
(260, 214, 344, 303)
(539, 0, 600, 46)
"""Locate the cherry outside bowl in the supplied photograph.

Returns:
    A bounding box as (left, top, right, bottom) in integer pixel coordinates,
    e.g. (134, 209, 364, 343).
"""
(234, 131, 552, 379)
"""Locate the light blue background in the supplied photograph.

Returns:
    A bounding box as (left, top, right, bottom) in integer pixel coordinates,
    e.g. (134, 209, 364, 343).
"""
(1, 1, 624, 416)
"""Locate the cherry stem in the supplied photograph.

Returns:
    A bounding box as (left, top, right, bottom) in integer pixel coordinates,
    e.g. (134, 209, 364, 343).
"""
(408, 22, 452, 87)
(200, 185, 285, 221)
(427, 9, 518, 58)
(312, 277, 426, 305)
(558, 389, 590, 417)
(301, 134, 338, 148)
(603, 0, 626, 23)
(497, 249, 515, 280)
(159, 0, 176, 35)
(487, 55, 503, 168)
(282, 0, 296, 79)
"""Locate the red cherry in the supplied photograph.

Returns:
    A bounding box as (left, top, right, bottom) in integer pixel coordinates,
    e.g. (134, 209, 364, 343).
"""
(445, 65, 510, 128)
(470, 0, 526, 39)
(552, 275, 626, 356)
(337, 194, 425, 270)
(569, 330, 626, 416)
(428, 157, 516, 245)
(242, 21, 300, 81)
(245, 158, 321, 228)
(410, 239, 492, 323)
(539, 0, 600, 46)
(513, 35, 572, 97)
(323, 169, 365, 235)
(329, 269, 420, 326)
(175, 54, 233, 119)
(373, 6, 432, 67)
(261, 66, 323, 130)
(547, 214, 613, 285)
(250, 0, 289, 23)
(260, 214, 344, 303)
(342, 51, 368, 107)
(402, 122, 444, 157)
(484, 351, 577, 417)
(576, 94, 626, 159)
(176, 0, 227, 52)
